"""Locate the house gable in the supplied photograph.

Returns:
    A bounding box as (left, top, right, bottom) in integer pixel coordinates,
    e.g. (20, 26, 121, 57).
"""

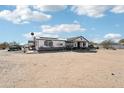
(67, 36, 89, 43)
(75, 37, 87, 42)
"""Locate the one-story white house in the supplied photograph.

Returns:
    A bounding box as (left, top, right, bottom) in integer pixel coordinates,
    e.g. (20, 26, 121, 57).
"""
(28, 36, 90, 51)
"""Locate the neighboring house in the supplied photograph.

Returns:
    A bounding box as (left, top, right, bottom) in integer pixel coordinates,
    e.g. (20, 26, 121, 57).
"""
(28, 36, 90, 51)
(111, 44, 124, 49)
(98, 44, 124, 49)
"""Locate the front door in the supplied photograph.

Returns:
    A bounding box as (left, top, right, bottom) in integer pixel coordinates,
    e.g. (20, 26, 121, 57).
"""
(77, 42, 80, 49)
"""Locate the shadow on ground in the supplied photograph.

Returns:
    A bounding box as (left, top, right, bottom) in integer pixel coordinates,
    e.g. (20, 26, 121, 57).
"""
(37, 49, 97, 54)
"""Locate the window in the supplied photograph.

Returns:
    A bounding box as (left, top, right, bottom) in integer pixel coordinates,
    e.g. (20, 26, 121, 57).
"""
(59, 43, 63, 46)
(44, 40, 53, 47)
(75, 43, 77, 47)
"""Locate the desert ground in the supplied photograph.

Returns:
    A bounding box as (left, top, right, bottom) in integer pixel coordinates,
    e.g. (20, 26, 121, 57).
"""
(0, 49, 124, 88)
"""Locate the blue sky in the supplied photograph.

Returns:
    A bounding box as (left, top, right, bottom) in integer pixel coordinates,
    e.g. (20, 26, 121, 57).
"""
(0, 5, 124, 44)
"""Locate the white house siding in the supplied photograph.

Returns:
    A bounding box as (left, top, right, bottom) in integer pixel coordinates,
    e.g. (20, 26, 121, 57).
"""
(86, 42, 89, 47)
(35, 40, 45, 50)
(35, 39, 65, 50)
(52, 41, 65, 47)
(73, 42, 77, 47)
(80, 42, 84, 47)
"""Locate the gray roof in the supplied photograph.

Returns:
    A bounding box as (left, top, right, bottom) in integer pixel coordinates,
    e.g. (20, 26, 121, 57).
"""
(34, 36, 89, 42)
(39, 37, 58, 40)
(36, 37, 65, 41)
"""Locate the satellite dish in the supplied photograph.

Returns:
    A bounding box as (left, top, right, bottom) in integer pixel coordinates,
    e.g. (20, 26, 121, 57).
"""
(31, 32, 34, 36)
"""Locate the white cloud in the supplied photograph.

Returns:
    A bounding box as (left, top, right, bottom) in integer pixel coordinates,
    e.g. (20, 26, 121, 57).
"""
(41, 23, 86, 33)
(0, 5, 51, 24)
(92, 38, 104, 43)
(91, 33, 122, 43)
(24, 23, 86, 40)
(111, 6, 124, 14)
(104, 33, 122, 42)
(71, 5, 124, 18)
(71, 5, 110, 18)
(33, 5, 67, 12)
(23, 32, 58, 40)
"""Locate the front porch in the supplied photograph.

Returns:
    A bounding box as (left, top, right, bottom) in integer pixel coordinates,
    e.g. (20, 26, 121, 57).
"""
(73, 41, 88, 49)
(66, 36, 89, 49)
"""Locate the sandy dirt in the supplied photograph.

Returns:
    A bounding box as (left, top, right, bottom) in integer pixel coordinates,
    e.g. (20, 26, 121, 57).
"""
(0, 49, 124, 88)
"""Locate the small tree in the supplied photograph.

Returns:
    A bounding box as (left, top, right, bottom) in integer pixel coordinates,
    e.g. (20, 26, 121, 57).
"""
(89, 41, 98, 45)
(9, 41, 20, 46)
(0, 42, 9, 49)
(119, 39, 124, 45)
(101, 40, 114, 49)
(2, 42, 9, 46)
